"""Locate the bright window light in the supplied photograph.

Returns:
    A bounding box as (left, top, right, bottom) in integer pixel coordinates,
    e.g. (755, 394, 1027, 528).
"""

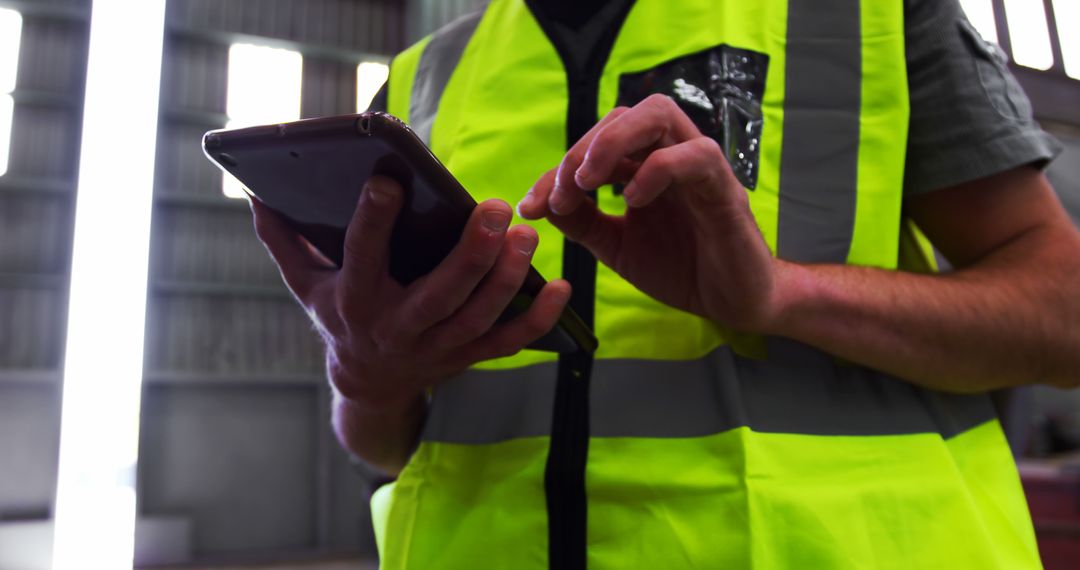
(0, 8, 22, 178)
(53, 0, 166, 569)
(356, 61, 389, 112)
(959, 0, 999, 44)
(223, 43, 302, 199)
(1004, 0, 1054, 70)
(1054, 0, 1080, 79)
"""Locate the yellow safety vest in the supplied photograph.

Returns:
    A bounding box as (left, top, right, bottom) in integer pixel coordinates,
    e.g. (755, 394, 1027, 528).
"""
(372, 0, 1042, 568)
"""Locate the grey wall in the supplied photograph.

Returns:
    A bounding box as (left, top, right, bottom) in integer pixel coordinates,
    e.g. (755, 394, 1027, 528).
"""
(0, 0, 88, 527)
(0, 0, 406, 565)
(137, 0, 406, 563)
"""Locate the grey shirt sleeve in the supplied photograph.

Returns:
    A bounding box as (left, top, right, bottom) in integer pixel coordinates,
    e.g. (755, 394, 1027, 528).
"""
(903, 0, 1062, 196)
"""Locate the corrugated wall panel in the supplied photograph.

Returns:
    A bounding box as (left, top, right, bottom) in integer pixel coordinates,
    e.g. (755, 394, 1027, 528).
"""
(0, 3, 87, 540)
(149, 207, 281, 286)
(138, 0, 409, 561)
(0, 288, 65, 370)
(0, 386, 60, 517)
(6, 106, 79, 180)
(143, 296, 323, 378)
(138, 387, 318, 554)
(0, 194, 71, 274)
(159, 37, 228, 114)
(15, 17, 87, 94)
(170, 0, 405, 55)
(155, 124, 227, 198)
(302, 58, 358, 118)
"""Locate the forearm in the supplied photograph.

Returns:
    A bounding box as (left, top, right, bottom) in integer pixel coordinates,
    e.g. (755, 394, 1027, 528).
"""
(331, 386, 426, 476)
(769, 224, 1080, 392)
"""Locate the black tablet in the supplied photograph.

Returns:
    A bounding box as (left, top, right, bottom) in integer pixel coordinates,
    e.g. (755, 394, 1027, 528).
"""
(202, 112, 597, 354)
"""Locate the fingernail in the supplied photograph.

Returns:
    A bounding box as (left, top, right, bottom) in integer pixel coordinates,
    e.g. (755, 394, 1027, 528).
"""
(555, 285, 572, 304)
(575, 164, 591, 188)
(516, 194, 533, 217)
(623, 182, 638, 207)
(482, 210, 511, 232)
(550, 185, 567, 216)
(515, 232, 538, 255)
(367, 182, 391, 205)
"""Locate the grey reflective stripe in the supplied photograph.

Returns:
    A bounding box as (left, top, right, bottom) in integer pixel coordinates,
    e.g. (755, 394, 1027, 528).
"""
(421, 343, 997, 444)
(422, 363, 557, 443)
(409, 11, 484, 145)
(776, 0, 861, 263)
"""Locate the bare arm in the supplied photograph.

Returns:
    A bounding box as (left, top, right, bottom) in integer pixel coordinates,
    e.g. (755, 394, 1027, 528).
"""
(772, 167, 1080, 391)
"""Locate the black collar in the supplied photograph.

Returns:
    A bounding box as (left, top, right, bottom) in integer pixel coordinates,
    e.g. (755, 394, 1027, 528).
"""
(529, 0, 616, 29)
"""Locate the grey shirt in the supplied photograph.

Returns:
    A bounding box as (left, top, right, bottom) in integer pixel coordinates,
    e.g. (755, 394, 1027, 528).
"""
(904, 0, 1061, 195)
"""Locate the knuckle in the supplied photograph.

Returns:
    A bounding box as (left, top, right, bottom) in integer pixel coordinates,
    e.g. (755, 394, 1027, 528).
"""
(368, 321, 392, 349)
(369, 322, 405, 354)
(695, 135, 722, 156)
(650, 149, 677, 172)
(457, 316, 490, 339)
(521, 313, 550, 339)
(644, 93, 676, 113)
(643, 93, 668, 107)
(342, 241, 379, 270)
(566, 146, 588, 165)
(494, 268, 525, 293)
(412, 291, 449, 323)
(353, 205, 385, 229)
(463, 248, 497, 273)
(589, 132, 614, 156)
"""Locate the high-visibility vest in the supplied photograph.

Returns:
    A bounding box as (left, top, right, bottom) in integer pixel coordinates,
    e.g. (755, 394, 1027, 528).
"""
(371, 0, 1042, 568)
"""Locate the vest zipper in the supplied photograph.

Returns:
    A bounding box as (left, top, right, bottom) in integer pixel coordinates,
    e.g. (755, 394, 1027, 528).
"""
(524, 3, 635, 569)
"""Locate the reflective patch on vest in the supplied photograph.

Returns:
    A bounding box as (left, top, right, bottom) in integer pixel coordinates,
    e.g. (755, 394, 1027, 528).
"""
(410, 11, 485, 145)
(617, 45, 769, 190)
(422, 345, 997, 444)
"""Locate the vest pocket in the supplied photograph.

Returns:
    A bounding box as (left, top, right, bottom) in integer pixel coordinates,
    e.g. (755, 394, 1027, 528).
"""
(617, 44, 769, 190)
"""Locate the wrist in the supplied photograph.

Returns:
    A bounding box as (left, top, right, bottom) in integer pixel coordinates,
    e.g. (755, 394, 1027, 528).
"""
(327, 353, 426, 416)
(760, 258, 819, 337)
(332, 381, 426, 420)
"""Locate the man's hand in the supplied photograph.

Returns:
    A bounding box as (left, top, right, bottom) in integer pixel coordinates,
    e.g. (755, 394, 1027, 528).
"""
(517, 95, 784, 332)
(520, 95, 1080, 392)
(251, 176, 571, 472)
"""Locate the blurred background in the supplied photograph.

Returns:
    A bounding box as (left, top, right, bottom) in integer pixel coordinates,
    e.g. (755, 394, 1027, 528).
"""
(0, 0, 1076, 569)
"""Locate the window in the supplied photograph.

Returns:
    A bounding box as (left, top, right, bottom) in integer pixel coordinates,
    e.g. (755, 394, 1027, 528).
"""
(1003, 0, 1054, 70)
(0, 8, 22, 178)
(961, 0, 1080, 76)
(959, 0, 998, 44)
(1053, 0, 1080, 79)
(357, 61, 389, 112)
(223, 43, 302, 198)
